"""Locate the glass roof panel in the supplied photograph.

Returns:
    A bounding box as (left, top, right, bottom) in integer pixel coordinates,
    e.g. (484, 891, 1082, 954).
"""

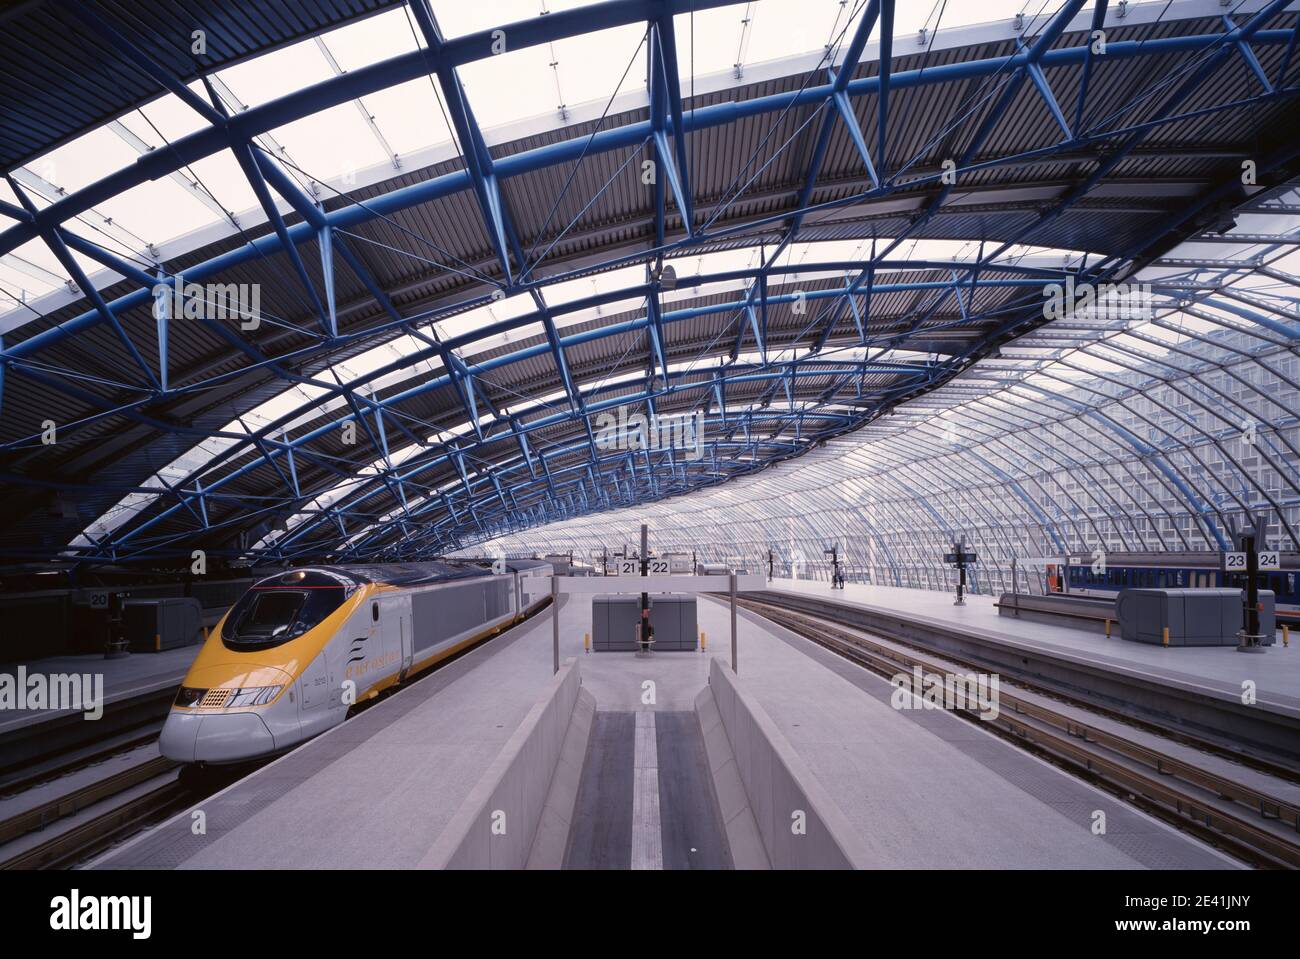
(214, 37, 336, 109)
(456, 21, 648, 132)
(266, 104, 391, 184)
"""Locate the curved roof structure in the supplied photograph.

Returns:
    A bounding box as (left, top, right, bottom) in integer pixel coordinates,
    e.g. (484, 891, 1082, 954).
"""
(2, 0, 1299, 569)
(469, 186, 1300, 589)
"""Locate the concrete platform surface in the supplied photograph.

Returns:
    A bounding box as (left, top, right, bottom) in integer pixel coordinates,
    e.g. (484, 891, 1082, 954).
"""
(721, 597, 1238, 869)
(766, 579, 1300, 711)
(90, 587, 1238, 869)
(90, 600, 589, 869)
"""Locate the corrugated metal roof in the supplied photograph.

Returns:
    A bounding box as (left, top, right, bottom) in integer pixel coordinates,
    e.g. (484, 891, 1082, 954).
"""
(0, 0, 401, 172)
(2, 0, 1299, 564)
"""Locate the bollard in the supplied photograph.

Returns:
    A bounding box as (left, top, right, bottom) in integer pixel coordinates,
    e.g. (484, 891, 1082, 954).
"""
(700, 631, 706, 652)
(584, 632, 590, 654)
(1105, 619, 1111, 639)
(1284, 625, 1290, 648)
(1162, 626, 1170, 647)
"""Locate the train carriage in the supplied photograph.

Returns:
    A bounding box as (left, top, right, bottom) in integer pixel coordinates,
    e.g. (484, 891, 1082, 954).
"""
(1055, 551, 1299, 625)
(160, 560, 552, 765)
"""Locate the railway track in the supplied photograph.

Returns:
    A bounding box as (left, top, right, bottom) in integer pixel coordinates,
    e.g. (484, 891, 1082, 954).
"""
(0, 721, 166, 797)
(0, 752, 175, 848)
(0, 768, 189, 870)
(739, 597, 1300, 869)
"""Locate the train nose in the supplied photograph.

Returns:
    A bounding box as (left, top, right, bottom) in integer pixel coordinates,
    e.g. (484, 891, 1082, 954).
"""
(160, 709, 277, 763)
(161, 664, 294, 763)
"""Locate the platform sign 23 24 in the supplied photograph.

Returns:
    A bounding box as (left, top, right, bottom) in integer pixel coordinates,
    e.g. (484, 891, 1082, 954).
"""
(1223, 551, 1281, 572)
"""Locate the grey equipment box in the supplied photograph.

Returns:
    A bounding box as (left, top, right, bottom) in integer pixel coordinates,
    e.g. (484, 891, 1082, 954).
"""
(645, 594, 698, 651)
(124, 597, 204, 652)
(1115, 588, 1275, 646)
(591, 593, 698, 651)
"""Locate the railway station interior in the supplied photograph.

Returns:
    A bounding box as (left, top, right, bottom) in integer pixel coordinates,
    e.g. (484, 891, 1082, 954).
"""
(2, 0, 1300, 886)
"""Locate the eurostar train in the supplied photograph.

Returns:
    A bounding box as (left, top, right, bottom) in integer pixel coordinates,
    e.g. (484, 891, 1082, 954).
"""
(160, 559, 552, 764)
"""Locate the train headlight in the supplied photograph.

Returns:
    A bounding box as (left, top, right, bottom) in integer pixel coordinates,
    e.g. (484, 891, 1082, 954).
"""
(174, 687, 206, 708)
(225, 686, 283, 708)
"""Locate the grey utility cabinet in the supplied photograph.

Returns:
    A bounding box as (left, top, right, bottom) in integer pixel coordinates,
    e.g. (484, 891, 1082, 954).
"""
(124, 597, 204, 652)
(591, 593, 698, 651)
(1115, 588, 1275, 646)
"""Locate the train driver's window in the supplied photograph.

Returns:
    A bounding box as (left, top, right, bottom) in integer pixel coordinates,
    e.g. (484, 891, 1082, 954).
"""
(241, 591, 303, 639)
(222, 578, 349, 649)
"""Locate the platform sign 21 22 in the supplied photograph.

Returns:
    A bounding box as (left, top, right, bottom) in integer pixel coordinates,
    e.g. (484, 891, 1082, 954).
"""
(617, 557, 668, 574)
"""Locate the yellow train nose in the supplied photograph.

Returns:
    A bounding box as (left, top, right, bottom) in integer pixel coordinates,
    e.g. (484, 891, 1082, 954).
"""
(180, 663, 294, 696)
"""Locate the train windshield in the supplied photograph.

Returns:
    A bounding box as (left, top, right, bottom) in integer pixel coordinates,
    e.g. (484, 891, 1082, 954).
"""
(222, 571, 352, 649)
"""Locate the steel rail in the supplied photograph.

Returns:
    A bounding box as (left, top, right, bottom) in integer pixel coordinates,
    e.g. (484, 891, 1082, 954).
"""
(0, 774, 188, 870)
(0, 754, 174, 848)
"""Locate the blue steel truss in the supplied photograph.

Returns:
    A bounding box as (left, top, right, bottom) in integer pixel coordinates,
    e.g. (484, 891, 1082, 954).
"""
(1, 0, 1300, 566)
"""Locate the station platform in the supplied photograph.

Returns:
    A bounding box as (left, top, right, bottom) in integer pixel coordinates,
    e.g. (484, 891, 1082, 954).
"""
(90, 598, 585, 869)
(765, 579, 1300, 698)
(91, 588, 1233, 870)
(761, 579, 1300, 761)
(1, 646, 200, 772)
(0, 647, 199, 732)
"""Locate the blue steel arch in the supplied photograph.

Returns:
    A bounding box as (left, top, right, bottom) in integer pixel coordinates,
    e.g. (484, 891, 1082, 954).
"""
(0, 0, 1298, 565)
